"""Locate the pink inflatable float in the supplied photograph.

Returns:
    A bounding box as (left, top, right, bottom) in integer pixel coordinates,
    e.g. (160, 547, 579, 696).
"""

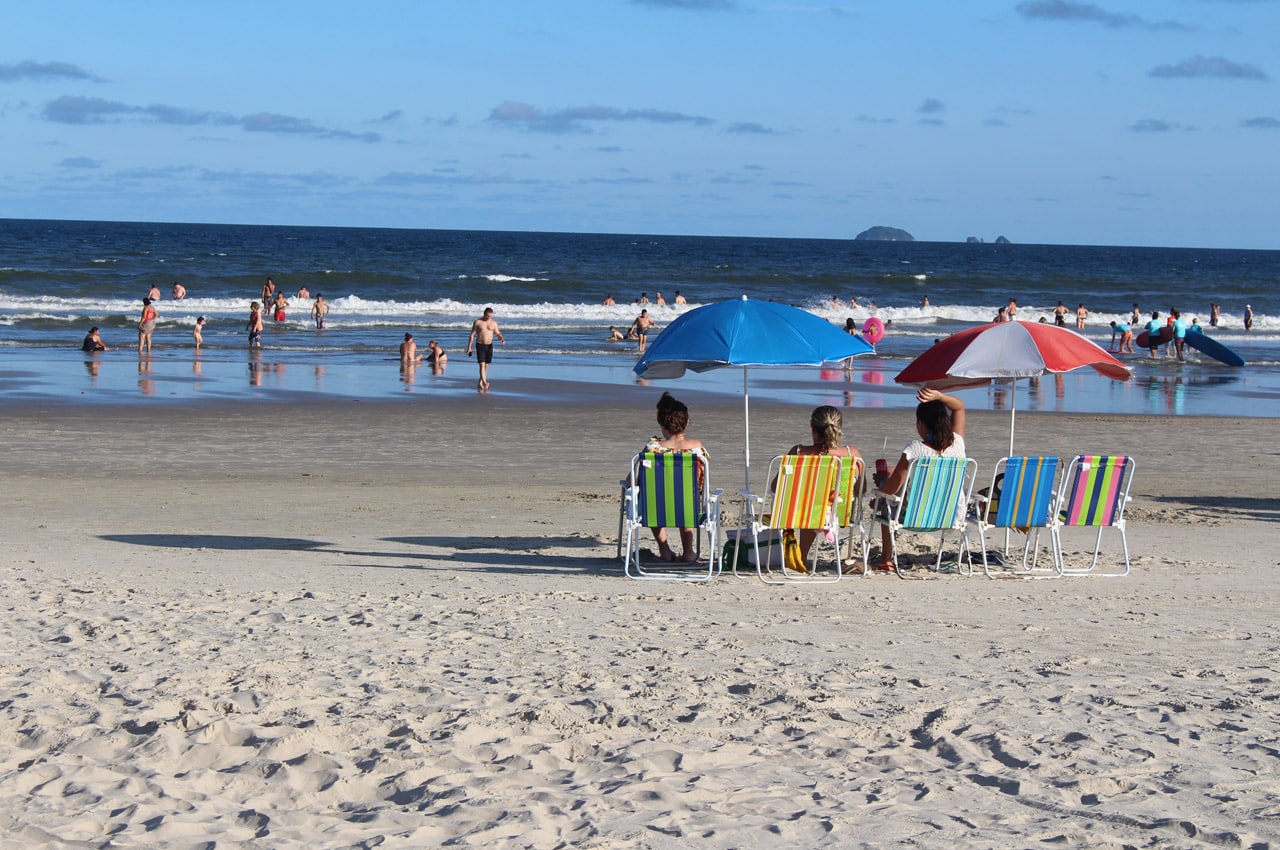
(861, 316, 885, 345)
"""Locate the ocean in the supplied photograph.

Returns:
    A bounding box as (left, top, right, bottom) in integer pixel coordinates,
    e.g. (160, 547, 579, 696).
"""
(1, 218, 1276, 415)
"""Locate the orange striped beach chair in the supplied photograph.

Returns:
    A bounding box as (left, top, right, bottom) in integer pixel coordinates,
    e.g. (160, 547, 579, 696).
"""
(736, 454, 846, 584)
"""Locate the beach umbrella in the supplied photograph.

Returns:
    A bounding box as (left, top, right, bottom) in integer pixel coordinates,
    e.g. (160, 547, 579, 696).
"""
(634, 296, 876, 490)
(894, 319, 1131, 456)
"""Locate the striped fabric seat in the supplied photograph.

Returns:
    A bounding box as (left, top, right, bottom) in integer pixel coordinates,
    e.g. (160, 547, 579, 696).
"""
(900, 456, 970, 531)
(1059, 455, 1130, 527)
(994, 456, 1059, 529)
(636, 451, 705, 530)
(1051, 455, 1136, 577)
(735, 453, 846, 584)
(973, 456, 1061, 577)
(620, 450, 722, 582)
(766, 455, 841, 531)
(872, 454, 977, 578)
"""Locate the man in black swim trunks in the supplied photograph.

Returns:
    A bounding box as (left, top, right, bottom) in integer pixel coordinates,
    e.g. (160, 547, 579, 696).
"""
(466, 307, 506, 390)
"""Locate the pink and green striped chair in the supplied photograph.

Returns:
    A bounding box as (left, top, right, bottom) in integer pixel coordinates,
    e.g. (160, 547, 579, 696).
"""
(736, 454, 846, 584)
(620, 451, 723, 581)
(1050, 455, 1135, 577)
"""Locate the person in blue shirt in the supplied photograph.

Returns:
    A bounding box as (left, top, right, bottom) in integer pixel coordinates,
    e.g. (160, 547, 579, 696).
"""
(1171, 309, 1188, 361)
(1144, 312, 1163, 357)
(1109, 320, 1134, 353)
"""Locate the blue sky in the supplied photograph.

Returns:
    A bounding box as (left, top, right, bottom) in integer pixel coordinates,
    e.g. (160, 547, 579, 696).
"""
(2, 0, 1277, 248)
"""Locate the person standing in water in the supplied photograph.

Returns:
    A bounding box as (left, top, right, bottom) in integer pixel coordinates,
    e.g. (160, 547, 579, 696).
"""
(246, 302, 264, 348)
(311, 293, 328, 329)
(137, 297, 158, 353)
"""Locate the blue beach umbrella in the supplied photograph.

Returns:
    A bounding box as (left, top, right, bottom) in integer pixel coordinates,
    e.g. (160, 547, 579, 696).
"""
(634, 296, 876, 490)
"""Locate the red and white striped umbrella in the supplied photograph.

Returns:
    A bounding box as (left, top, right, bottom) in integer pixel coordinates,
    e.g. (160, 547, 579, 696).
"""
(895, 320, 1130, 454)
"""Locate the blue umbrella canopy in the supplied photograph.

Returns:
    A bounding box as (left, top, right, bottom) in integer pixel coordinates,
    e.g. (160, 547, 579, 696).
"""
(635, 296, 874, 379)
(634, 297, 876, 490)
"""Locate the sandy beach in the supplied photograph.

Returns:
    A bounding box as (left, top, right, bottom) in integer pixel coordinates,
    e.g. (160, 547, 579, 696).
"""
(1, 392, 1277, 848)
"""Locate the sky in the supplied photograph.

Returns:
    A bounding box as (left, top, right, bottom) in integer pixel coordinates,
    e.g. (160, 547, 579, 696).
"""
(2, 0, 1278, 249)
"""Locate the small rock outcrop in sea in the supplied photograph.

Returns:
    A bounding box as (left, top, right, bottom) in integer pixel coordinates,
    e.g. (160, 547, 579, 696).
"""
(995, 235, 1011, 244)
(967, 236, 984, 244)
(855, 226, 915, 242)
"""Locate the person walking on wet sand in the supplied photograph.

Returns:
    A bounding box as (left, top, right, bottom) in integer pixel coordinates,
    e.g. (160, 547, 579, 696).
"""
(466, 307, 505, 390)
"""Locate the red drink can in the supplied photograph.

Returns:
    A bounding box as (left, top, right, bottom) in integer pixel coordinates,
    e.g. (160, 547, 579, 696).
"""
(875, 458, 888, 478)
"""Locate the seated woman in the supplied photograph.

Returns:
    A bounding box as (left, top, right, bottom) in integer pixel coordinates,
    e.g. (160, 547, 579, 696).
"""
(781, 406, 863, 566)
(637, 392, 707, 563)
(873, 388, 967, 569)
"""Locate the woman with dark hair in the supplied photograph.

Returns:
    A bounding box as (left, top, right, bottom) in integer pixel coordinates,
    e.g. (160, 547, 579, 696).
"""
(137, 297, 158, 353)
(639, 392, 707, 563)
(781, 406, 863, 567)
(872, 388, 967, 569)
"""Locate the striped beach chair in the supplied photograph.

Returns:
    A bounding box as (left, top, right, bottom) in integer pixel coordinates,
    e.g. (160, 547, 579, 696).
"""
(737, 454, 845, 584)
(873, 455, 977, 579)
(972, 456, 1061, 577)
(1050, 455, 1135, 577)
(620, 451, 723, 581)
(834, 456, 869, 573)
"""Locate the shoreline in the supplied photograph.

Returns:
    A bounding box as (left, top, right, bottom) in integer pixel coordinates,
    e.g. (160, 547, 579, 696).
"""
(6, 344, 1280, 418)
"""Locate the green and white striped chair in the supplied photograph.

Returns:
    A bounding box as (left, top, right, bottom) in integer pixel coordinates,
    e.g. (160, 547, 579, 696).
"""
(620, 451, 723, 581)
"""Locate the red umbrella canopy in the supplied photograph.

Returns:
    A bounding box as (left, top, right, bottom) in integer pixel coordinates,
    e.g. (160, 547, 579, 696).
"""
(895, 320, 1131, 390)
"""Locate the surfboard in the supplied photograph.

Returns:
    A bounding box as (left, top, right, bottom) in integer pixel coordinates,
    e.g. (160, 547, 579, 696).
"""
(1184, 330, 1246, 366)
(1135, 325, 1173, 350)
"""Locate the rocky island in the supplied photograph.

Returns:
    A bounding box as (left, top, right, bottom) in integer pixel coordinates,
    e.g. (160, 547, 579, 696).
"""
(855, 226, 914, 242)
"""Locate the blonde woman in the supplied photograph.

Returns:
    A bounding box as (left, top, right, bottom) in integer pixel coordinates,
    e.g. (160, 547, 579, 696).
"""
(781, 406, 863, 568)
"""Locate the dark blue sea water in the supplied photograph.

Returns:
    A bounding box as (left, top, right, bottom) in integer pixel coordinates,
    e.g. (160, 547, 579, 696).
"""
(1, 218, 1276, 414)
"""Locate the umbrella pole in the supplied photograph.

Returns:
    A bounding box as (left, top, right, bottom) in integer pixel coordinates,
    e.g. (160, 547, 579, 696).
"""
(1004, 379, 1017, 556)
(743, 367, 750, 492)
(1009, 379, 1017, 457)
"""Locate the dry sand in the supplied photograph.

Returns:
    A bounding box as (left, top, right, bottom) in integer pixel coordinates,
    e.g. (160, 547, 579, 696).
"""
(1, 396, 1277, 848)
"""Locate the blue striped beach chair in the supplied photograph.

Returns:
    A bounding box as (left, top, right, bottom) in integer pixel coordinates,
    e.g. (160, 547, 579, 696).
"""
(872, 455, 977, 579)
(620, 451, 723, 581)
(971, 456, 1061, 577)
(1050, 455, 1135, 577)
